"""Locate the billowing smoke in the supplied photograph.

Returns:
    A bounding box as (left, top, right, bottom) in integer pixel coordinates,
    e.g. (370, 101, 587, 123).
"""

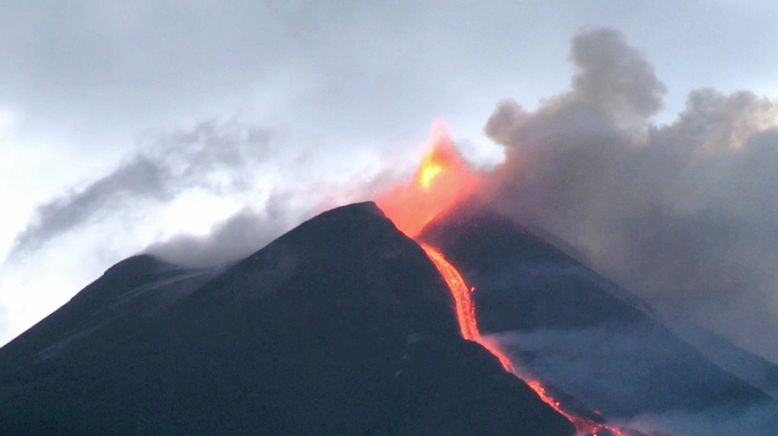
(484, 28, 778, 361)
(144, 192, 309, 267)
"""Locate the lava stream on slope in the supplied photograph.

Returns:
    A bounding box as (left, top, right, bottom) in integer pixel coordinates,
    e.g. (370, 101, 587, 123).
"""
(418, 243, 625, 436)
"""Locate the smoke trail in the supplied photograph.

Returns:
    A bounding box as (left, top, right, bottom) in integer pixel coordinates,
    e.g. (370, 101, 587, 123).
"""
(6, 120, 274, 262)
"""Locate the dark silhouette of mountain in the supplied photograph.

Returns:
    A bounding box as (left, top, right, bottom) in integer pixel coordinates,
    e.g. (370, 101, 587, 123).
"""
(420, 200, 778, 425)
(0, 202, 573, 435)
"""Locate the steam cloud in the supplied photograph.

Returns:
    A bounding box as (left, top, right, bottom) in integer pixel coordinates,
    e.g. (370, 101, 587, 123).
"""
(484, 28, 778, 361)
(144, 192, 307, 267)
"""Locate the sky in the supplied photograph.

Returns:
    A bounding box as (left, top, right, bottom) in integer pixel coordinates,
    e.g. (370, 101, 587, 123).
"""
(2, 1, 778, 361)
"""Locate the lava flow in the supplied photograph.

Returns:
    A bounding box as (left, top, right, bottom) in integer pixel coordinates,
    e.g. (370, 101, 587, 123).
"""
(418, 242, 514, 371)
(420, 243, 623, 436)
(374, 123, 626, 436)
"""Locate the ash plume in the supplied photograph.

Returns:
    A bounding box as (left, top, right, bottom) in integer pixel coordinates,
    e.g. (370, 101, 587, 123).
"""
(484, 28, 778, 361)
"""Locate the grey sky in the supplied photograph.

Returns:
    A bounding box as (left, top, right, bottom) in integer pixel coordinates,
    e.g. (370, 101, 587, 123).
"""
(3, 1, 778, 153)
(2, 1, 778, 362)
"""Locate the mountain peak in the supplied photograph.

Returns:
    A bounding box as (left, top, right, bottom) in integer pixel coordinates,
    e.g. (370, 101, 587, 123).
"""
(326, 200, 385, 217)
(103, 254, 177, 278)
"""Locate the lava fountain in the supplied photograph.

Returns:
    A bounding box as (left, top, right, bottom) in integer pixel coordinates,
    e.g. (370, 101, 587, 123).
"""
(374, 123, 625, 436)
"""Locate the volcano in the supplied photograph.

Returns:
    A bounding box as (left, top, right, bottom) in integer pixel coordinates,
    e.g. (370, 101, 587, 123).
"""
(5, 122, 778, 435)
(0, 202, 574, 435)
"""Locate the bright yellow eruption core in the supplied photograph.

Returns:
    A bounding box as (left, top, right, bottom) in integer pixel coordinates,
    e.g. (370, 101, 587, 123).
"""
(418, 163, 443, 189)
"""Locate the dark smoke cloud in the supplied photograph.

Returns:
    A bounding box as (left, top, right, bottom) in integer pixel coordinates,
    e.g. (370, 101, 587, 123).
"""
(485, 28, 778, 361)
(569, 29, 665, 116)
(7, 119, 274, 260)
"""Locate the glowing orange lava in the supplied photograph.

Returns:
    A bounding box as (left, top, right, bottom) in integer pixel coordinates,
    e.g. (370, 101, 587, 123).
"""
(418, 243, 481, 341)
(373, 122, 625, 436)
(375, 122, 479, 237)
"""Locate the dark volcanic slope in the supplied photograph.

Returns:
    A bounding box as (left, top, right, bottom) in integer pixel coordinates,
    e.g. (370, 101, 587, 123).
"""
(420, 201, 777, 423)
(0, 202, 573, 435)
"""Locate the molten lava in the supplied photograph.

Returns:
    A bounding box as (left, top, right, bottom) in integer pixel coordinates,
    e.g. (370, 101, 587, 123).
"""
(419, 243, 514, 370)
(375, 122, 479, 237)
(374, 122, 626, 436)
(420, 243, 625, 436)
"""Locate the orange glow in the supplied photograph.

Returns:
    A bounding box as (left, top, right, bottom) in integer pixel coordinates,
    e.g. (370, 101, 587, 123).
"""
(419, 242, 625, 436)
(375, 122, 479, 237)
